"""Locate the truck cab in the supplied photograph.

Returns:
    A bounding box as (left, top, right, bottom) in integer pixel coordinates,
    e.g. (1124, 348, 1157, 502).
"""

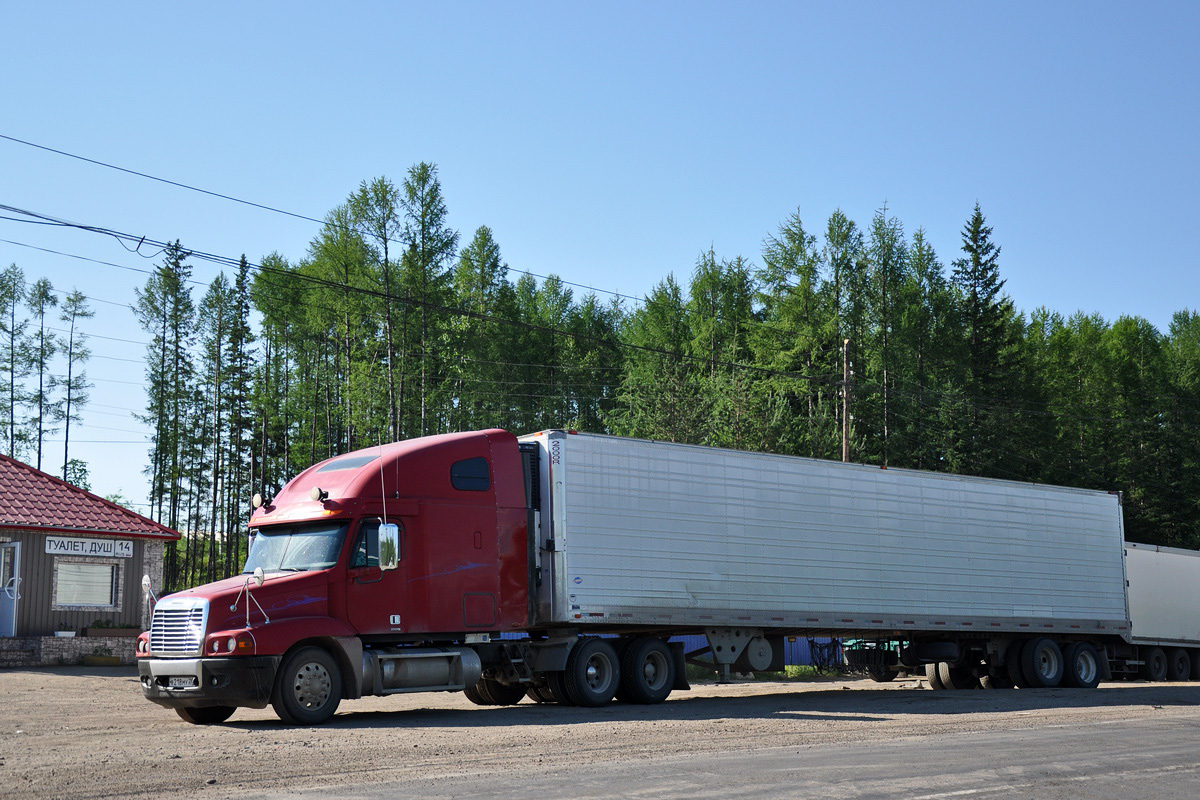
(137, 429, 531, 724)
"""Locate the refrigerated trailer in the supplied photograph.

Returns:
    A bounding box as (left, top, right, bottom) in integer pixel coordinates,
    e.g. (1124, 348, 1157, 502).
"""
(136, 429, 1200, 725)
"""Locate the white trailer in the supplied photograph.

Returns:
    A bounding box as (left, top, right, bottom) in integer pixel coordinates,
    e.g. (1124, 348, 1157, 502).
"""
(1123, 543, 1200, 680)
(519, 430, 1184, 692)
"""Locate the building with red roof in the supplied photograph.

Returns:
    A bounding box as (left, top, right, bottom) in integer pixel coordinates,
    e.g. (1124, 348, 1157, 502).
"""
(0, 454, 180, 662)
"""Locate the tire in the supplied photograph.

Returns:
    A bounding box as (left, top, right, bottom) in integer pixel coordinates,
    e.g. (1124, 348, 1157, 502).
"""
(937, 662, 980, 690)
(980, 671, 1013, 690)
(1062, 642, 1102, 689)
(925, 662, 945, 690)
(1005, 642, 1029, 688)
(1166, 648, 1190, 681)
(479, 678, 526, 705)
(1021, 638, 1064, 688)
(175, 705, 235, 725)
(547, 671, 576, 705)
(1139, 647, 1168, 682)
(463, 681, 490, 705)
(619, 638, 675, 704)
(271, 646, 342, 725)
(525, 683, 557, 704)
(866, 666, 898, 683)
(563, 638, 620, 707)
(1191, 650, 1200, 681)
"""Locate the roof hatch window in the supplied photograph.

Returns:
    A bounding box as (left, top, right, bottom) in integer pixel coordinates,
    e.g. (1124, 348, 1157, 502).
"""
(317, 455, 380, 472)
(451, 457, 491, 492)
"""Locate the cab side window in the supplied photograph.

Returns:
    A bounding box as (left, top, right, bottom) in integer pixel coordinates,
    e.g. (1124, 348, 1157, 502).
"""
(351, 519, 402, 568)
(451, 457, 491, 491)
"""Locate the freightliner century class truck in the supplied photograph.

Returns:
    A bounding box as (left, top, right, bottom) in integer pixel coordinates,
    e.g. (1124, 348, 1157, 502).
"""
(136, 429, 1200, 725)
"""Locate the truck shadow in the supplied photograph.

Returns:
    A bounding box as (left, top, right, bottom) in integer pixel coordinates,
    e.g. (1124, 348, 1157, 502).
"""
(228, 680, 1200, 731)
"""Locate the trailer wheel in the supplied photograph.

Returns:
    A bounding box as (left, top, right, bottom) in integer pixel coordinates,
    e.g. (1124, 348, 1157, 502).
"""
(564, 639, 620, 707)
(1021, 638, 1063, 688)
(1191, 650, 1200, 681)
(937, 662, 980, 690)
(1005, 643, 1029, 688)
(1062, 642, 1101, 689)
(618, 638, 675, 704)
(980, 671, 1013, 689)
(175, 705, 236, 725)
(866, 667, 898, 683)
(1166, 648, 1190, 681)
(924, 663, 945, 690)
(1139, 647, 1168, 682)
(271, 646, 342, 725)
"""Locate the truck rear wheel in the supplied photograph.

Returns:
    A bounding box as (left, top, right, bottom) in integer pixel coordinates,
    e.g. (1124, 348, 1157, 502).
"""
(618, 638, 674, 704)
(1139, 647, 1168, 682)
(525, 683, 557, 703)
(1166, 648, 1190, 681)
(1021, 638, 1063, 688)
(271, 646, 342, 725)
(1062, 642, 1101, 689)
(1191, 650, 1200, 681)
(175, 705, 236, 725)
(564, 639, 620, 707)
(479, 678, 526, 705)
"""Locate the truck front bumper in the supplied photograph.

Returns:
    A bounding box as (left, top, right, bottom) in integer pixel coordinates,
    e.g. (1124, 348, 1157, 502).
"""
(139, 656, 279, 709)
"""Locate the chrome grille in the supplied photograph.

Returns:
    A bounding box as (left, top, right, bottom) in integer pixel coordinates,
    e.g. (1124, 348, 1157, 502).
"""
(149, 598, 209, 656)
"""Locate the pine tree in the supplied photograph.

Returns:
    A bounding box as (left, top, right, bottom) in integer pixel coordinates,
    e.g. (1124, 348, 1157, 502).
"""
(947, 203, 1018, 476)
(25, 278, 59, 470)
(0, 264, 29, 457)
(58, 289, 94, 479)
(134, 241, 196, 589)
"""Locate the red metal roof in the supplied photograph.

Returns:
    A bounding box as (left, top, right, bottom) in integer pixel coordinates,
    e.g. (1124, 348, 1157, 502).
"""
(0, 454, 179, 540)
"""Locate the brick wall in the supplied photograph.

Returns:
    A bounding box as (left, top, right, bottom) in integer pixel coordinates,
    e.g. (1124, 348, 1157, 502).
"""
(0, 635, 138, 667)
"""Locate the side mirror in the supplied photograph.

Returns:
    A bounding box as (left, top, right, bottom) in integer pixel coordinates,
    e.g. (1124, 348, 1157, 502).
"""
(141, 574, 152, 594)
(253, 566, 265, 587)
(379, 523, 400, 570)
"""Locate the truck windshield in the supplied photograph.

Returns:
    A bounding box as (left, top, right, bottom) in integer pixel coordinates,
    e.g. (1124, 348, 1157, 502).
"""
(243, 521, 350, 573)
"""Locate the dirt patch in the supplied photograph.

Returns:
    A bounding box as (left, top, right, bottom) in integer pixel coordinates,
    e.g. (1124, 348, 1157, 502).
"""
(4, 667, 1200, 799)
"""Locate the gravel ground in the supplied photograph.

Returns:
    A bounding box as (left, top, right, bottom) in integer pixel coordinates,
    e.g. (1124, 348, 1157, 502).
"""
(4, 666, 1200, 799)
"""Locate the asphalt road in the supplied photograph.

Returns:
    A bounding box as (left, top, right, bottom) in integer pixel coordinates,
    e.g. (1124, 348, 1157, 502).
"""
(244, 715, 1200, 800)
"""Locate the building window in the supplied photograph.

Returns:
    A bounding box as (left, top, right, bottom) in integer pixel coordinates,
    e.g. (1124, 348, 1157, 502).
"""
(52, 558, 123, 609)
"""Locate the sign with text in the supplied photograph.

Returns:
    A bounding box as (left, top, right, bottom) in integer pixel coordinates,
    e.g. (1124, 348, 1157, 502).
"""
(45, 536, 133, 559)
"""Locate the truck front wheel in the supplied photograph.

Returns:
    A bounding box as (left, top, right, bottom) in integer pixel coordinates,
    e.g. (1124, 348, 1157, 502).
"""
(271, 646, 342, 725)
(175, 705, 236, 725)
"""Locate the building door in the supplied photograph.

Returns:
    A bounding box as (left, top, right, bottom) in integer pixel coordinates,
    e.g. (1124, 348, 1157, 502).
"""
(0, 542, 19, 637)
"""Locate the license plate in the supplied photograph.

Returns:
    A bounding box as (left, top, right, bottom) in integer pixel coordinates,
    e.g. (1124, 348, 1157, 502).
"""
(168, 676, 197, 688)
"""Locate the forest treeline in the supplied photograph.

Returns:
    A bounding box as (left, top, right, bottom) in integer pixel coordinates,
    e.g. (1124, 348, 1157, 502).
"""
(20, 163, 1200, 590)
(0, 264, 93, 482)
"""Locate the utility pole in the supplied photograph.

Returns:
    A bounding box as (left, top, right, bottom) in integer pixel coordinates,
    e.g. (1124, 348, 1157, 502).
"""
(842, 338, 851, 463)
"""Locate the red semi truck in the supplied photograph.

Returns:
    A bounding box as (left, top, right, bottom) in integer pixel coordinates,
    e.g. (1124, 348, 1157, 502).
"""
(137, 429, 1200, 725)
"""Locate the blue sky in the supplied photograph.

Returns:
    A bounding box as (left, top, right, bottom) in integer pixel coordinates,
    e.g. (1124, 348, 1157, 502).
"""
(2, 1, 1197, 510)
